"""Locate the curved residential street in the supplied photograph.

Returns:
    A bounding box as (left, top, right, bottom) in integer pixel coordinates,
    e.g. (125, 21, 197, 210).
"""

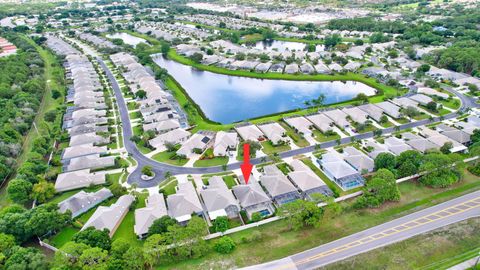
(98, 58, 479, 188)
(240, 190, 480, 270)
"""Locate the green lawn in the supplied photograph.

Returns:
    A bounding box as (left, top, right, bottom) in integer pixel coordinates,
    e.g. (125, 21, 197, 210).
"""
(439, 98, 461, 110)
(112, 193, 148, 247)
(277, 163, 291, 175)
(193, 156, 229, 167)
(324, 218, 480, 270)
(107, 172, 123, 184)
(152, 150, 189, 166)
(312, 129, 340, 142)
(279, 121, 310, 147)
(222, 175, 238, 189)
(50, 227, 79, 248)
(261, 141, 291, 155)
(127, 101, 139, 110)
(159, 179, 178, 196)
(129, 111, 142, 119)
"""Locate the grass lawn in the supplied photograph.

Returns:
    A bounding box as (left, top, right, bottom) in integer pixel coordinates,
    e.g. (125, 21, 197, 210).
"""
(312, 129, 340, 142)
(107, 172, 123, 184)
(50, 227, 79, 248)
(324, 218, 480, 270)
(193, 156, 228, 167)
(159, 179, 178, 196)
(395, 117, 410, 124)
(127, 101, 139, 110)
(279, 121, 310, 147)
(277, 163, 291, 175)
(413, 113, 430, 121)
(129, 111, 142, 120)
(133, 125, 143, 136)
(261, 141, 291, 155)
(439, 98, 461, 110)
(152, 150, 189, 166)
(155, 170, 480, 270)
(112, 192, 148, 247)
(355, 123, 377, 133)
(223, 175, 238, 189)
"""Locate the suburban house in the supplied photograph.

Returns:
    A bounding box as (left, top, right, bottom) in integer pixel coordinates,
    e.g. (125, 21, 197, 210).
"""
(82, 194, 135, 237)
(213, 131, 238, 156)
(318, 151, 364, 190)
(176, 132, 214, 158)
(323, 109, 350, 128)
(166, 181, 203, 223)
(342, 107, 369, 125)
(134, 193, 168, 238)
(58, 188, 113, 218)
(232, 182, 274, 219)
(288, 160, 332, 199)
(259, 165, 301, 205)
(55, 169, 106, 192)
(64, 154, 116, 172)
(409, 94, 433, 106)
(69, 132, 109, 147)
(374, 102, 402, 119)
(257, 122, 288, 145)
(418, 127, 467, 153)
(342, 146, 375, 173)
(149, 128, 191, 151)
(402, 132, 439, 153)
(143, 119, 181, 133)
(358, 104, 384, 122)
(306, 113, 334, 133)
(384, 137, 413, 155)
(235, 124, 265, 141)
(441, 129, 471, 144)
(284, 116, 313, 136)
(364, 141, 391, 159)
(61, 143, 108, 161)
(200, 176, 240, 220)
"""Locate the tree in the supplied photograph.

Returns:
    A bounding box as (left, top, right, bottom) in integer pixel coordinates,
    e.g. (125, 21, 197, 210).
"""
(426, 101, 438, 112)
(213, 236, 236, 254)
(218, 22, 226, 28)
(356, 93, 369, 104)
(355, 169, 400, 208)
(212, 216, 229, 233)
(143, 234, 168, 268)
(374, 152, 396, 171)
(7, 179, 32, 204)
(369, 32, 391, 43)
(379, 115, 388, 124)
(78, 247, 108, 270)
(417, 64, 431, 73)
(5, 246, 49, 270)
(277, 199, 324, 231)
(72, 227, 111, 251)
(53, 241, 90, 268)
(167, 216, 209, 259)
(147, 216, 177, 236)
(190, 52, 203, 63)
(440, 141, 453, 154)
(31, 181, 55, 203)
(324, 34, 341, 49)
(123, 246, 144, 270)
(419, 152, 460, 188)
(141, 166, 154, 177)
(0, 233, 16, 255)
(135, 89, 147, 99)
(44, 110, 57, 122)
(160, 42, 170, 55)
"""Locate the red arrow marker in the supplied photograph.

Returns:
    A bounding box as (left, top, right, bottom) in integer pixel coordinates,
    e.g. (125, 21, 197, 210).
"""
(240, 143, 253, 184)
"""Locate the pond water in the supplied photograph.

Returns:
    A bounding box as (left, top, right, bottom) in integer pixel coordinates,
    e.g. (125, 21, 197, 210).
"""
(246, 40, 325, 52)
(106, 33, 148, 48)
(153, 55, 377, 124)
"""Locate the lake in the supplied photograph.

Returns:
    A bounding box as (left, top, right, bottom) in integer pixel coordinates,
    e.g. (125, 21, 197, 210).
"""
(106, 33, 148, 48)
(152, 55, 377, 124)
(246, 40, 325, 52)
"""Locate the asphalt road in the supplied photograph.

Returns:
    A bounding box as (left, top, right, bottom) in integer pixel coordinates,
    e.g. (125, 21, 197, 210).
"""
(98, 58, 478, 188)
(240, 190, 480, 270)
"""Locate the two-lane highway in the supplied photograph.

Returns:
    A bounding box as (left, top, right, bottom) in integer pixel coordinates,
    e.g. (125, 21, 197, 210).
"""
(241, 190, 480, 270)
